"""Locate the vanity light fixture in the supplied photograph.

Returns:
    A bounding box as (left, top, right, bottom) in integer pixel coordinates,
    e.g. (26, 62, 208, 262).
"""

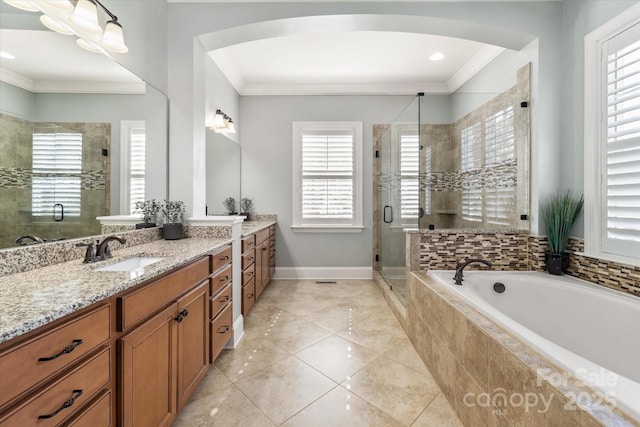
(208, 109, 237, 134)
(2, 0, 128, 55)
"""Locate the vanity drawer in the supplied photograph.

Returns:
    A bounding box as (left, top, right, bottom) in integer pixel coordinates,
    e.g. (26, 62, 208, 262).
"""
(118, 257, 209, 331)
(210, 264, 232, 296)
(210, 245, 232, 273)
(0, 304, 110, 408)
(256, 228, 270, 245)
(210, 283, 232, 319)
(241, 249, 255, 269)
(66, 390, 112, 427)
(210, 304, 233, 363)
(0, 347, 110, 427)
(242, 278, 256, 316)
(241, 235, 255, 252)
(242, 263, 255, 284)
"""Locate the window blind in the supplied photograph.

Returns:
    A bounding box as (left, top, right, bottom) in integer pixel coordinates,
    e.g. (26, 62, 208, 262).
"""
(461, 123, 482, 221)
(604, 25, 640, 252)
(400, 128, 420, 219)
(424, 145, 432, 216)
(129, 128, 146, 215)
(32, 133, 82, 217)
(301, 129, 354, 219)
(485, 106, 516, 224)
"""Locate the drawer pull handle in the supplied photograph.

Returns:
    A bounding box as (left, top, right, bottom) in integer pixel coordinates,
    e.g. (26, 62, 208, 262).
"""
(262, 247, 267, 251)
(219, 295, 231, 302)
(217, 325, 230, 334)
(38, 389, 83, 419)
(220, 275, 230, 282)
(220, 255, 230, 261)
(247, 257, 254, 261)
(38, 339, 83, 361)
(247, 293, 254, 298)
(247, 272, 254, 277)
(174, 309, 189, 323)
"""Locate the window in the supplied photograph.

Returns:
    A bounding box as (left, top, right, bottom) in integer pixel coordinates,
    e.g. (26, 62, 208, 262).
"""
(424, 145, 432, 216)
(120, 121, 146, 215)
(484, 106, 515, 225)
(461, 123, 483, 222)
(585, 9, 640, 265)
(292, 121, 363, 232)
(400, 127, 420, 220)
(32, 132, 82, 218)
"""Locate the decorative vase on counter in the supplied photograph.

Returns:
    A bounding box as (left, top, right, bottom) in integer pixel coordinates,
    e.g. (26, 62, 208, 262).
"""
(545, 251, 569, 275)
(163, 223, 183, 240)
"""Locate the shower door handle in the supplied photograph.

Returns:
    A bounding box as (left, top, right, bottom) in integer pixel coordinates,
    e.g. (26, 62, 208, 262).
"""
(53, 204, 64, 221)
(383, 205, 393, 223)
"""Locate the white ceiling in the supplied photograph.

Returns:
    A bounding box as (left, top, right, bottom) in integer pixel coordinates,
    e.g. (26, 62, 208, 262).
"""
(208, 31, 505, 95)
(0, 29, 144, 93)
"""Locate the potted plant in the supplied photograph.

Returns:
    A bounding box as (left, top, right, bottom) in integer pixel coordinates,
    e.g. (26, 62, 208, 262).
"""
(161, 200, 186, 240)
(135, 199, 161, 229)
(541, 191, 584, 275)
(223, 197, 237, 215)
(240, 197, 253, 220)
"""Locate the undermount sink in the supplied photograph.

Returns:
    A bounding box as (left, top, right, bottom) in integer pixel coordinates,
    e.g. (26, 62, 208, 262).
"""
(95, 256, 166, 272)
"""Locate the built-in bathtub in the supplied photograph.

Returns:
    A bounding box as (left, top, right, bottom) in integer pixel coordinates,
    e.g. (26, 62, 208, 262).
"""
(405, 270, 639, 426)
(428, 270, 640, 424)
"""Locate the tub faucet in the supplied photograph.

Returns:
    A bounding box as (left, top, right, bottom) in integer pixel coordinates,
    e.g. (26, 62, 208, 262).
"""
(15, 234, 44, 245)
(96, 235, 126, 260)
(453, 258, 492, 285)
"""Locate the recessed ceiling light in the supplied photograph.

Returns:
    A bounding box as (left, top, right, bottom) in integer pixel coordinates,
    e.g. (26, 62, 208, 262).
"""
(0, 51, 16, 60)
(430, 52, 445, 61)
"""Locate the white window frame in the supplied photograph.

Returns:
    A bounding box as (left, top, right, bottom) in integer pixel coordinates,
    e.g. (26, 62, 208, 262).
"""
(397, 125, 420, 223)
(291, 121, 364, 233)
(120, 120, 146, 215)
(584, 3, 640, 267)
(461, 122, 483, 222)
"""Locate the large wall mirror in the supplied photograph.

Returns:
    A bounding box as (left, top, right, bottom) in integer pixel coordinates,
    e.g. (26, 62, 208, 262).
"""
(206, 130, 240, 215)
(0, 6, 168, 249)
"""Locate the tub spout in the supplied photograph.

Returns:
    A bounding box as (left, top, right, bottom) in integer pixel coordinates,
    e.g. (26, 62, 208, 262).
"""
(454, 258, 492, 285)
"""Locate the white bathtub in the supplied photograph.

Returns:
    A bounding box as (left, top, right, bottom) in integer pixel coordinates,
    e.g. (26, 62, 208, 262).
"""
(428, 270, 640, 423)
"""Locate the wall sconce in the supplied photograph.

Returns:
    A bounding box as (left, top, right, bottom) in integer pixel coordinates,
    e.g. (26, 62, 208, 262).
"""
(208, 109, 236, 134)
(3, 0, 128, 55)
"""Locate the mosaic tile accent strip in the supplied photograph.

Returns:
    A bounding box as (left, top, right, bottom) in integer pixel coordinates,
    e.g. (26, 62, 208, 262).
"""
(183, 225, 231, 239)
(419, 232, 530, 271)
(0, 168, 31, 188)
(0, 227, 162, 276)
(0, 168, 105, 190)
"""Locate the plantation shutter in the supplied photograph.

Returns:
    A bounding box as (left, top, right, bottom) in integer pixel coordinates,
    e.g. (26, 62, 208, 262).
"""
(461, 123, 482, 221)
(32, 133, 82, 217)
(301, 128, 354, 220)
(400, 128, 420, 219)
(485, 106, 516, 225)
(602, 23, 640, 254)
(129, 128, 146, 215)
(424, 145, 432, 215)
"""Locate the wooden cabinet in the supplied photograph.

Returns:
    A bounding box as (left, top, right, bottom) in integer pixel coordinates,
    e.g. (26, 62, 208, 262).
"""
(209, 245, 233, 363)
(241, 225, 276, 315)
(66, 390, 112, 427)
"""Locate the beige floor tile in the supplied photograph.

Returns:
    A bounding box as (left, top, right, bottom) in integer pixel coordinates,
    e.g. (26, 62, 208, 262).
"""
(346, 357, 441, 425)
(266, 319, 333, 353)
(235, 355, 337, 425)
(337, 312, 408, 354)
(382, 338, 430, 376)
(214, 337, 290, 383)
(281, 385, 404, 427)
(173, 369, 275, 427)
(296, 335, 379, 382)
(411, 393, 464, 427)
(301, 304, 361, 332)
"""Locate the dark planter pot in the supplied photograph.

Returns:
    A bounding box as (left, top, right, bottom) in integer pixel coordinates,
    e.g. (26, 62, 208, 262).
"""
(228, 212, 237, 216)
(163, 223, 183, 240)
(135, 222, 156, 229)
(241, 212, 251, 221)
(545, 251, 569, 275)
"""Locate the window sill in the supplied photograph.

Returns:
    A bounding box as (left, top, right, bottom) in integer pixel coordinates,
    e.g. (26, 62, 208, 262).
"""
(291, 225, 364, 233)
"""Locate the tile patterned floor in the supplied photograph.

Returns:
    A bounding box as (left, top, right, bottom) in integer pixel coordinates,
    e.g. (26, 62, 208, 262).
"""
(173, 279, 463, 427)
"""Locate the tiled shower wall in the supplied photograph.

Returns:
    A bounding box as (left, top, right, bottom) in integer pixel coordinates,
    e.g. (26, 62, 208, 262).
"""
(411, 231, 640, 297)
(0, 113, 110, 248)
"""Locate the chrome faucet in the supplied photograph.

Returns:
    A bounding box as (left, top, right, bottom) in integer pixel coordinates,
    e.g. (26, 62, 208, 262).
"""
(96, 235, 126, 260)
(453, 258, 492, 285)
(15, 234, 44, 245)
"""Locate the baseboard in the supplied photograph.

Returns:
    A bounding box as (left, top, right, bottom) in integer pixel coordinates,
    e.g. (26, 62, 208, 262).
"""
(273, 267, 373, 280)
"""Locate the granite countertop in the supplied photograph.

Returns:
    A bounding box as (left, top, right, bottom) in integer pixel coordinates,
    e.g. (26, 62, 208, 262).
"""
(241, 221, 276, 237)
(0, 237, 232, 344)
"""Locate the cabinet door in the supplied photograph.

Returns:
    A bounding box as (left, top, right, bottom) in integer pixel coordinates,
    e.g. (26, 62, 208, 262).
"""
(177, 280, 209, 410)
(254, 242, 264, 298)
(261, 241, 271, 288)
(119, 305, 178, 427)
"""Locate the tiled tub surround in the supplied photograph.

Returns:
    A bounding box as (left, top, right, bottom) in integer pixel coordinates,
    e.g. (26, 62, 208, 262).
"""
(406, 271, 638, 427)
(0, 235, 231, 343)
(0, 226, 163, 276)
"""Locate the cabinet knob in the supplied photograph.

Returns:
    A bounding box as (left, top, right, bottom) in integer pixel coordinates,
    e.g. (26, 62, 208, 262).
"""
(38, 339, 83, 361)
(38, 389, 83, 419)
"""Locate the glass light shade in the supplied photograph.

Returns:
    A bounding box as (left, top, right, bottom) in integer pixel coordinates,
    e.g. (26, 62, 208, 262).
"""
(47, 0, 74, 11)
(2, 0, 38, 12)
(213, 111, 226, 129)
(227, 121, 236, 134)
(76, 38, 106, 54)
(102, 20, 128, 53)
(40, 15, 75, 35)
(68, 0, 101, 34)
